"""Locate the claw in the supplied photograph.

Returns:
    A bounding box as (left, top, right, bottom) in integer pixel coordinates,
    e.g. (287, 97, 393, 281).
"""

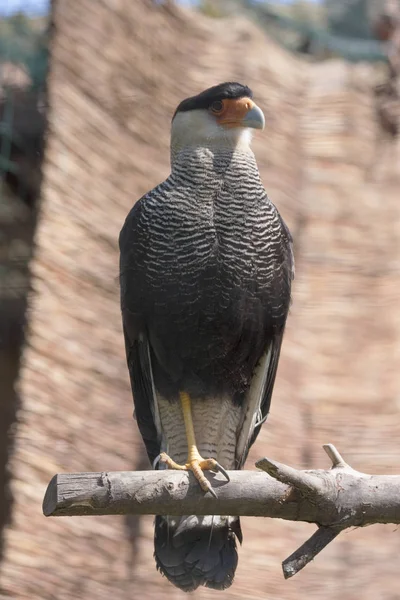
(207, 485, 218, 499)
(152, 454, 161, 469)
(199, 458, 230, 482)
(212, 461, 230, 482)
(157, 451, 229, 497)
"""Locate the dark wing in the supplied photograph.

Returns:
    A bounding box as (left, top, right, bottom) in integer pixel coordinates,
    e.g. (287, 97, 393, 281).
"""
(236, 211, 294, 468)
(119, 199, 161, 464)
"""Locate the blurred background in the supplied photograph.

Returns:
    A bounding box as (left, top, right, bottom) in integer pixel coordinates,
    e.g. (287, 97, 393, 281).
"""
(0, 0, 399, 598)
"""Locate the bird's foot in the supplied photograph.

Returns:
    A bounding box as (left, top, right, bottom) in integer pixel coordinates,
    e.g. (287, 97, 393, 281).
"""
(155, 452, 230, 498)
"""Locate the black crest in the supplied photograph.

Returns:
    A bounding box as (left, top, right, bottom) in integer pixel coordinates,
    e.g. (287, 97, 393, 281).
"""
(172, 82, 253, 120)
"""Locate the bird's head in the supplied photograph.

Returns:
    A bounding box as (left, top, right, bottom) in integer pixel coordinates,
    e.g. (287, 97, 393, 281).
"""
(171, 82, 265, 155)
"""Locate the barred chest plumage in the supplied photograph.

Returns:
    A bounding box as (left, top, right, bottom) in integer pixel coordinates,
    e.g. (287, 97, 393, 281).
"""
(129, 146, 290, 401)
(140, 148, 283, 292)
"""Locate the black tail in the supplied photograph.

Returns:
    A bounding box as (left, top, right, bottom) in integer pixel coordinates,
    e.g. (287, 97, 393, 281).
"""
(154, 514, 242, 592)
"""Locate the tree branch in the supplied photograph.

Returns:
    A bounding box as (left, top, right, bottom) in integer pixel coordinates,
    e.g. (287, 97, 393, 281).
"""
(43, 445, 400, 579)
(282, 526, 341, 579)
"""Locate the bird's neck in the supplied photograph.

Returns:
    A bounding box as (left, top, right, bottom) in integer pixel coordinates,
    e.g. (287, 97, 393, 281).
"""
(170, 144, 260, 188)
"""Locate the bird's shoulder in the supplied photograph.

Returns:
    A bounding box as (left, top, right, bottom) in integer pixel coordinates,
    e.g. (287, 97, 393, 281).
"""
(269, 201, 295, 282)
(119, 181, 169, 252)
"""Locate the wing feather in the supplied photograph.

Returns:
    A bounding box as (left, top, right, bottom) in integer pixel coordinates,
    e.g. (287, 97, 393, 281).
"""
(235, 333, 283, 468)
(235, 210, 293, 469)
(123, 325, 161, 464)
(120, 198, 162, 464)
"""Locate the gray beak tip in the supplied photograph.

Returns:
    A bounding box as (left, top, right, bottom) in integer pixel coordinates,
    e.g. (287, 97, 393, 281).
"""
(242, 105, 265, 131)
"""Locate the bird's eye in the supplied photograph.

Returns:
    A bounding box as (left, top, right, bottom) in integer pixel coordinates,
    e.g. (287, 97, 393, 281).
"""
(210, 100, 224, 113)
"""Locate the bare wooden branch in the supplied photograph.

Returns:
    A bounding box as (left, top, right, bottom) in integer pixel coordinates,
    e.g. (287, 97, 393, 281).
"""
(282, 526, 341, 579)
(43, 445, 400, 580)
(255, 456, 324, 496)
(43, 470, 289, 518)
(323, 443, 348, 469)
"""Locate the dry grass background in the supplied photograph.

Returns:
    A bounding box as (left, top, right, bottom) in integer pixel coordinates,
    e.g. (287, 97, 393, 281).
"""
(1, 0, 400, 598)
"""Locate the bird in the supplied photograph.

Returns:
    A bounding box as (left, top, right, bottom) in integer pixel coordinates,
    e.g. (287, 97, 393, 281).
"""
(119, 82, 294, 592)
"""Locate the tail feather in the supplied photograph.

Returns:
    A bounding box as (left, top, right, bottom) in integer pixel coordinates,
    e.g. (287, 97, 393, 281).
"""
(154, 514, 241, 592)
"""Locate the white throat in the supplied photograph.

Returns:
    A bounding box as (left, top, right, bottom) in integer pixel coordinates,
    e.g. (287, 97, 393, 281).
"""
(171, 110, 254, 165)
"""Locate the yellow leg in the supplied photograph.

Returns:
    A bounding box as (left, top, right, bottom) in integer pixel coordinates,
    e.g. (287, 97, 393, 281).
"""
(158, 391, 230, 497)
(181, 391, 202, 463)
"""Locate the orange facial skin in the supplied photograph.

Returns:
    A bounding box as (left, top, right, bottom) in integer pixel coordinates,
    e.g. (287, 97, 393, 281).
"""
(211, 97, 256, 128)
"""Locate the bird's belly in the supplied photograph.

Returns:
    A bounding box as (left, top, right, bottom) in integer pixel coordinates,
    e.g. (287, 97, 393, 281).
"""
(147, 225, 275, 399)
(156, 394, 242, 469)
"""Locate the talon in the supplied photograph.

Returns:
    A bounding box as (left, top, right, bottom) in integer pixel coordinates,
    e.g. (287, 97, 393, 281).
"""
(211, 461, 230, 482)
(152, 454, 161, 469)
(208, 485, 218, 499)
(199, 458, 230, 482)
(197, 471, 218, 498)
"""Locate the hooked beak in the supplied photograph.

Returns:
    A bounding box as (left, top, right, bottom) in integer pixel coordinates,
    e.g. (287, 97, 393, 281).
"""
(216, 97, 265, 131)
(240, 104, 265, 130)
